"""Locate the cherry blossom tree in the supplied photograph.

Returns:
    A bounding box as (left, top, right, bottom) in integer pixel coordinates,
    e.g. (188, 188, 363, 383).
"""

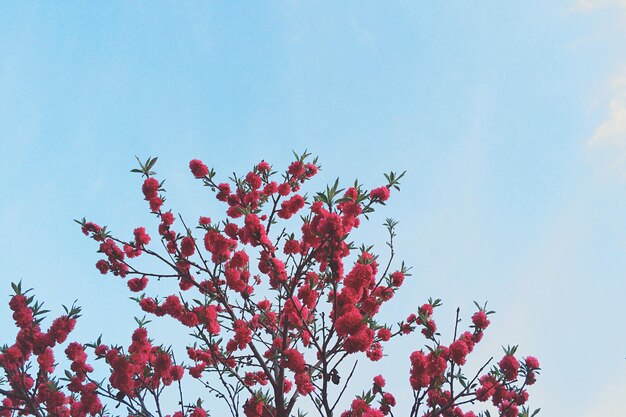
(0, 153, 541, 417)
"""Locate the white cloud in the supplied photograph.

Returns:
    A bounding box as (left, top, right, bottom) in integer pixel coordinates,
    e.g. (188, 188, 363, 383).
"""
(588, 73, 626, 177)
(577, 0, 626, 177)
(576, 0, 626, 11)
(590, 74, 626, 145)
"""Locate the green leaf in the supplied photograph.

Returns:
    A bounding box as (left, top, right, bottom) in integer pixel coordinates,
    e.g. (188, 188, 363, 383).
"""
(147, 157, 158, 170)
(135, 155, 145, 169)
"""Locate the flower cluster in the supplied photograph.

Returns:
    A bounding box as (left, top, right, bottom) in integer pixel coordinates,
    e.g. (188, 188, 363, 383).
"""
(340, 375, 397, 417)
(0, 286, 97, 417)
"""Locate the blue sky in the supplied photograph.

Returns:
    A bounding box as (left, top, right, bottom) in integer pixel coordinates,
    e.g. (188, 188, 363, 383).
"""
(1, 2, 625, 416)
